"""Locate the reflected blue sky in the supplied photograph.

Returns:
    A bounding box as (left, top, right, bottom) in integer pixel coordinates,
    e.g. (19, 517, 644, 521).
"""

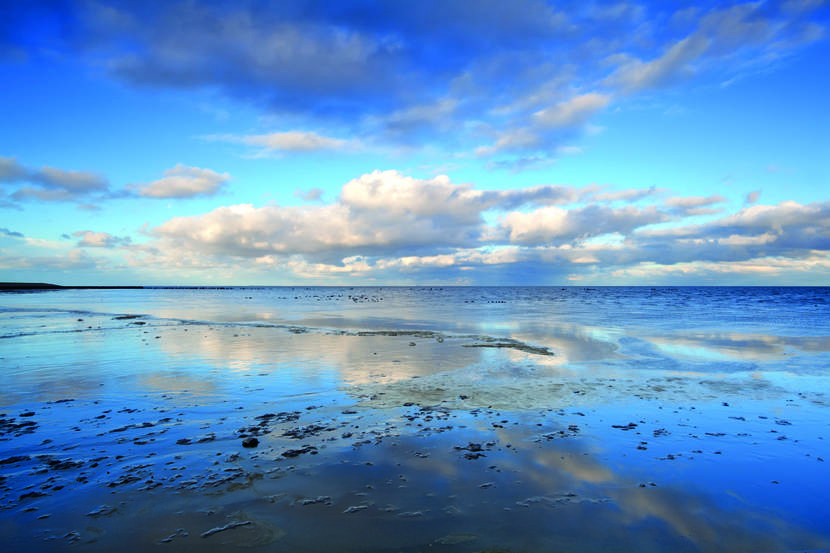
(1, 287, 829, 551)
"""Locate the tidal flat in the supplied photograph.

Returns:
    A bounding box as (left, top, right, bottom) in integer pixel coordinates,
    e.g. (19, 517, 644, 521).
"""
(1, 287, 829, 552)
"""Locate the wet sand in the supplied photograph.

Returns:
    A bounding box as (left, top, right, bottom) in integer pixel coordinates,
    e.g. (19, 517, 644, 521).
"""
(1, 299, 830, 552)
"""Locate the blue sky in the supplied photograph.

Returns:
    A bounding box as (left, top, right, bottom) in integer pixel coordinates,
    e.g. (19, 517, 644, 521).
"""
(1, 0, 828, 285)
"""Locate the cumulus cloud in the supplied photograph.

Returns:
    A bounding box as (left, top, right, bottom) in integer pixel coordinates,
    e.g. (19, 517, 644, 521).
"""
(148, 171, 605, 262)
(705, 201, 830, 245)
(620, 200, 830, 272)
(501, 204, 669, 246)
(5, 157, 826, 283)
(338, 170, 591, 217)
(121, 168, 830, 284)
(644, 201, 829, 241)
(133, 164, 230, 199)
(140, 170, 675, 276)
(154, 173, 484, 259)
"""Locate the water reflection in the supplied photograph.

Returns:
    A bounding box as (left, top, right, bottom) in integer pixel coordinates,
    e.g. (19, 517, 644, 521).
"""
(649, 332, 830, 360)
(114, 422, 826, 553)
(2, 292, 829, 552)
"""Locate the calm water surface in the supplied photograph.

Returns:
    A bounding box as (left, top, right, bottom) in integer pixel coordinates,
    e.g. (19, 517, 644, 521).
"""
(1, 287, 828, 552)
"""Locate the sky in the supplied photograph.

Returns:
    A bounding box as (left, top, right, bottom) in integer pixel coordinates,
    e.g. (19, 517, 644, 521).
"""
(0, 0, 828, 286)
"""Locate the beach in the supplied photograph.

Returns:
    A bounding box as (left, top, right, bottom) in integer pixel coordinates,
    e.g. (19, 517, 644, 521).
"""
(1, 286, 829, 552)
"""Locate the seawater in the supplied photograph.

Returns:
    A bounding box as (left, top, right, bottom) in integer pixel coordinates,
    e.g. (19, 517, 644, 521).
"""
(1, 287, 829, 552)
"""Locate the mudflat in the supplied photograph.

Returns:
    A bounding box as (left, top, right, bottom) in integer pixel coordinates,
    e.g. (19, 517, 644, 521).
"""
(1, 286, 828, 552)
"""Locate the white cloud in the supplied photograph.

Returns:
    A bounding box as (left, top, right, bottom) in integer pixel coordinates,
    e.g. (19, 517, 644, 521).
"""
(533, 93, 612, 129)
(241, 131, 351, 153)
(476, 129, 542, 157)
(608, 34, 711, 92)
(501, 204, 668, 245)
(648, 200, 830, 242)
(205, 131, 356, 155)
(0, 155, 109, 203)
(477, 93, 611, 158)
(340, 171, 479, 219)
(665, 194, 725, 208)
(108, 169, 830, 284)
(340, 170, 588, 216)
(148, 170, 598, 262)
(0, 248, 105, 271)
(73, 230, 132, 248)
(134, 164, 230, 198)
(591, 186, 663, 202)
(603, 1, 816, 96)
(610, 254, 830, 281)
(665, 194, 726, 215)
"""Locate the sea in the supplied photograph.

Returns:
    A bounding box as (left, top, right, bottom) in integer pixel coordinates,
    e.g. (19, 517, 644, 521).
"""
(1, 286, 829, 552)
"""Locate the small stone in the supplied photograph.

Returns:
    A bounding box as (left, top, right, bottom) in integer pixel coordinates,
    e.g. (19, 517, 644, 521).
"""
(242, 437, 259, 448)
(86, 504, 116, 517)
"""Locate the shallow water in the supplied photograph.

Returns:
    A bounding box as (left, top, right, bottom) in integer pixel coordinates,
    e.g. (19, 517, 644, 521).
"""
(1, 287, 829, 552)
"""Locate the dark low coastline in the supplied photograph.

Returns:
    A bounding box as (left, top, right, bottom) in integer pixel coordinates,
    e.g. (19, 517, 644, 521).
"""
(0, 282, 143, 290)
(0, 283, 249, 291)
(1, 283, 307, 290)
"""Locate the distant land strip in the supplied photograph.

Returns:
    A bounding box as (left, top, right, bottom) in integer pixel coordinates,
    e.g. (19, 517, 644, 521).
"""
(1, 282, 142, 290)
(0, 282, 245, 290)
